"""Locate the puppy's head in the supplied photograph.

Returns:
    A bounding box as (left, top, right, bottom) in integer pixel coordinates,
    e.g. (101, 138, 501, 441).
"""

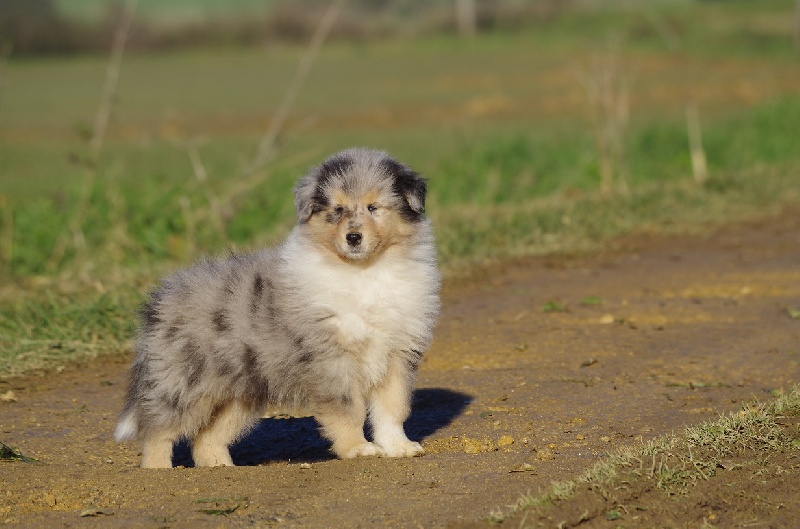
(293, 148, 427, 262)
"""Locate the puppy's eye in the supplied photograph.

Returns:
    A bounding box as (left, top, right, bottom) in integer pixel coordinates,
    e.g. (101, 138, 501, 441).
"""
(367, 204, 378, 213)
(334, 206, 344, 215)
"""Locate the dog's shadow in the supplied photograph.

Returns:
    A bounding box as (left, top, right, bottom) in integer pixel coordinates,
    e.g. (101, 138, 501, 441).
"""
(172, 388, 472, 467)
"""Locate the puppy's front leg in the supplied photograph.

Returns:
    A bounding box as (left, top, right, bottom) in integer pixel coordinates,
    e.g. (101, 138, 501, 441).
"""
(368, 359, 424, 458)
(315, 395, 385, 459)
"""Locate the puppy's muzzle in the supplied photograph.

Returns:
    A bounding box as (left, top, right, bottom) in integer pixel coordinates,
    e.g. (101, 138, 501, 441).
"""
(346, 232, 362, 247)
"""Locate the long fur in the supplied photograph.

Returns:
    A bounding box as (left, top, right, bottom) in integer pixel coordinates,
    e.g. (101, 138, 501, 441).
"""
(115, 148, 440, 468)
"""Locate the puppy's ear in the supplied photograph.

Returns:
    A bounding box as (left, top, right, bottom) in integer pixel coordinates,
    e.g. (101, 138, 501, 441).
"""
(382, 157, 427, 222)
(293, 172, 319, 223)
(294, 153, 356, 223)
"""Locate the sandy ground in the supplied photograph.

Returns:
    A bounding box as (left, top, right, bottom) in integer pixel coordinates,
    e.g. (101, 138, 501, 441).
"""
(1, 211, 799, 528)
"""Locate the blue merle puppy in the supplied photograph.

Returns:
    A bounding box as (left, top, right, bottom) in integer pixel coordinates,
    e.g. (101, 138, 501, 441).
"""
(115, 148, 441, 468)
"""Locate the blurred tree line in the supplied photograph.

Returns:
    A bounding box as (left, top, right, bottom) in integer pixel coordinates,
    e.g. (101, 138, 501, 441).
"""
(0, 0, 87, 54)
(0, 0, 570, 55)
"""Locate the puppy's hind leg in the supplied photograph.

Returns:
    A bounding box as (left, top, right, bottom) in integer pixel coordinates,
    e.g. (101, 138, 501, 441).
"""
(141, 428, 180, 469)
(192, 400, 253, 467)
(368, 359, 424, 458)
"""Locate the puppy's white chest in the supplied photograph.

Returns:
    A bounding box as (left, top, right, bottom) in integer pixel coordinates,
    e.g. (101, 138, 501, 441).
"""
(326, 268, 400, 350)
(327, 280, 395, 385)
(335, 311, 372, 345)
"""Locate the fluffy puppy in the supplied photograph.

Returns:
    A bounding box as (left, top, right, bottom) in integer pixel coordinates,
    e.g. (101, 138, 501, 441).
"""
(115, 148, 441, 468)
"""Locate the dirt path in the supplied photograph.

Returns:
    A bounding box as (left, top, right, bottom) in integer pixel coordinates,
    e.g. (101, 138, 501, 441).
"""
(2, 212, 799, 528)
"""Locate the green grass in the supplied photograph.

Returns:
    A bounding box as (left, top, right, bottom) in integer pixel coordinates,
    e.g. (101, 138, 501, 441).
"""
(0, 288, 138, 378)
(7, 95, 800, 276)
(1, 3, 800, 377)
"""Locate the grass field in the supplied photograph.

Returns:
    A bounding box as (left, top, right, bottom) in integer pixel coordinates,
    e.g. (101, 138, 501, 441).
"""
(1, 1, 800, 377)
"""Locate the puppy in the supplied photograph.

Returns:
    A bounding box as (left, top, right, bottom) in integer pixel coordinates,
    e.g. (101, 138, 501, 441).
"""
(115, 148, 441, 468)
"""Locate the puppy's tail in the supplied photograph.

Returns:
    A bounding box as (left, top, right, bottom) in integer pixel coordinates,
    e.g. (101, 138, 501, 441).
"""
(114, 408, 138, 442)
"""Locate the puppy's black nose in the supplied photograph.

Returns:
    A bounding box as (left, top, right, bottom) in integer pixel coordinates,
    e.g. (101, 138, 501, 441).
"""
(346, 232, 362, 246)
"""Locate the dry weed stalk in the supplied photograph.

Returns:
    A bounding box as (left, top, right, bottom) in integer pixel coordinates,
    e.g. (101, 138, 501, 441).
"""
(455, 0, 477, 38)
(245, 0, 344, 178)
(0, 44, 12, 271)
(183, 139, 226, 241)
(99, 184, 136, 265)
(90, 0, 139, 158)
(795, 0, 800, 49)
(178, 196, 196, 259)
(0, 42, 12, 115)
(576, 42, 630, 196)
(685, 102, 708, 184)
(41, 0, 342, 276)
(640, 9, 681, 52)
(0, 198, 11, 273)
(46, 0, 139, 273)
(190, 0, 345, 227)
(641, 9, 708, 185)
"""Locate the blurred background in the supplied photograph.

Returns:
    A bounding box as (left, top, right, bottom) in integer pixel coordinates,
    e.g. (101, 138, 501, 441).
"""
(1, 0, 799, 375)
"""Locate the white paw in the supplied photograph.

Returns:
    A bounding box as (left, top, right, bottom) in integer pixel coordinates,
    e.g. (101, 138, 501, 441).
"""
(193, 455, 234, 467)
(197, 457, 234, 467)
(192, 447, 234, 467)
(379, 440, 425, 458)
(341, 442, 386, 459)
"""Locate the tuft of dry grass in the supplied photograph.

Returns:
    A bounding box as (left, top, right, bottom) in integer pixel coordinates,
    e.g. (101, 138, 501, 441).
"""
(488, 385, 800, 523)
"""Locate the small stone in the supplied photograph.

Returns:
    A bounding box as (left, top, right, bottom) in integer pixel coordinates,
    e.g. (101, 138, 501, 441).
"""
(44, 493, 56, 507)
(599, 314, 615, 325)
(510, 463, 535, 473)
(79, 506, 112, 517)
(575, 434, 585, 441)
(497, 435, 514, 447)
(462, 438, 495, 454)
(536, 448, 554, 461)
(462, 438, 483, 454)
(0, 391, 17, 403)
(600, 436, 611, 443)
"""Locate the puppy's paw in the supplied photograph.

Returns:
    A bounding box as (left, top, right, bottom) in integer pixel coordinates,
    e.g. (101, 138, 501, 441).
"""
(192, 446, 234, 467)
(339, 441, 386, 459)
(380, 440, 425, 458)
